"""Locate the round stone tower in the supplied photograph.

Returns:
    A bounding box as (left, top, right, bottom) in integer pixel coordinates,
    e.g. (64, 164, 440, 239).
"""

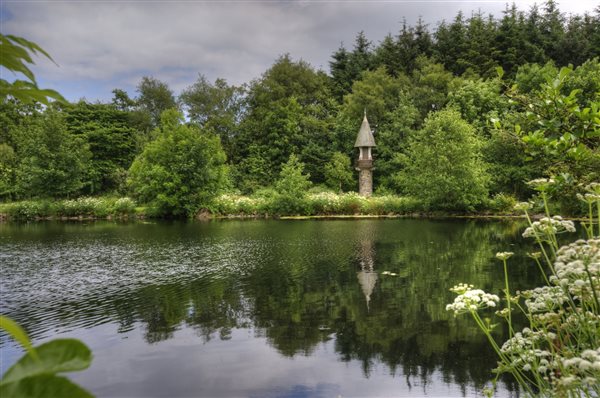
(354, 112, 376, 197)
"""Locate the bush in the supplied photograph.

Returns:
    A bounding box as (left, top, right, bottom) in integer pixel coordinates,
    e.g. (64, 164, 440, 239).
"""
(55, 197, 110, 217)
(487, 193, 518, 213)
(128, 110, 229, 217)
(5, 200, 48, 220)
(112, 197, 136, 216)
(398, 108, 489, 211)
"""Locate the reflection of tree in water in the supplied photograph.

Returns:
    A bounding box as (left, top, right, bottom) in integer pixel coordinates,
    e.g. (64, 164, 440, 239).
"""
(7, 220, 538, 393)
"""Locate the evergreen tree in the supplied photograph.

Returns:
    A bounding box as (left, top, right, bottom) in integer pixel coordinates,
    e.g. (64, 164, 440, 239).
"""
(329, 44, 352, 101)
(373, 34, 402, 77)
(349, 31, 373, 79)
(434, 12, 469, 74)
(539, 0, 566, 63)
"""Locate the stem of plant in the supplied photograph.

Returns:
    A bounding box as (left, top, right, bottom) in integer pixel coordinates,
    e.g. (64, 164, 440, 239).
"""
(503, 258, 513, 338)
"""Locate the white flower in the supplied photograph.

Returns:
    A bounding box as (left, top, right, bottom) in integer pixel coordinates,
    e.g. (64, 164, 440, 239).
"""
(496, 252, 514, 261)
(446, 286, 500, 315)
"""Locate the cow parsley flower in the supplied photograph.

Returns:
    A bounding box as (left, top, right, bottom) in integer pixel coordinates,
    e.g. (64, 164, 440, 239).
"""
(446, 286, 500, 315)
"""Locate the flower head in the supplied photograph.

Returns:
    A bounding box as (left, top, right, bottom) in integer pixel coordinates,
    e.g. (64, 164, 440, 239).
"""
(496, 252, 514, 261)
(527, 178, 555, 192)
(446, 285, 500, 315)
(514, 202, 533, 212)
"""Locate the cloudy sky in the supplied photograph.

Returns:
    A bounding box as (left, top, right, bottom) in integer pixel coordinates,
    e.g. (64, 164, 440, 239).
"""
(2, 0, 597, 102)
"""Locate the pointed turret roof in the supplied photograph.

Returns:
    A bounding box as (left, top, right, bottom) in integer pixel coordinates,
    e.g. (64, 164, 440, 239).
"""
(354, 112, 376, 148)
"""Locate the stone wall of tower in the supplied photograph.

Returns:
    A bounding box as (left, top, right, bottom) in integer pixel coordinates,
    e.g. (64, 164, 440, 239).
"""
(358, 168, 373, 197)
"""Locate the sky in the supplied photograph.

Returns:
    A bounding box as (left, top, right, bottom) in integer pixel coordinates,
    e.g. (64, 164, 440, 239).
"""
(1, 0, 598, 103)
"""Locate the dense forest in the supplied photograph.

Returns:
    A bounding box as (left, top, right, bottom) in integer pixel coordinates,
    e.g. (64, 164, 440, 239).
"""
(1, 1, 599, 216)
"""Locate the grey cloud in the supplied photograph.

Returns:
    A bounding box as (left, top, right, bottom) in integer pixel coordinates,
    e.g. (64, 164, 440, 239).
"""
(4, 0, 597, 101)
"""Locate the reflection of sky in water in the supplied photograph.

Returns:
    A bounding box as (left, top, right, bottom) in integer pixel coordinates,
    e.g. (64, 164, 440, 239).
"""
(0, 220, 536, 396)
(3, 325, 511, 397)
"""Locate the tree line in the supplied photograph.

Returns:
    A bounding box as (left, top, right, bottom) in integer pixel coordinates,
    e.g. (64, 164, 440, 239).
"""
(0, 0, 599, 215)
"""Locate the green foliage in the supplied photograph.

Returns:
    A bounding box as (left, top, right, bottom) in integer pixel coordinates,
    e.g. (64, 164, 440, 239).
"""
(136, 76, 177, 129)
(14, 110, 91, 199)
(2, 197, 138, 220)
(128, 110, 229, 217)
(234, 55, 335, 187)
(0, 316, 93, 398)
(341, 67, 410, 126)
(275, 154, 312, 197)
(410, 57, 456, 119)
(514, 62, 558, 93)
(179, 75, 245, 158)
(0, 143, 17, 199)
(210, 191, 421, 216)
(482, 128, 540, 198)
(0, 34, 65, 104)
(487, 193, 518, 213)
(398, 109, 489, 211)
(507, 65, 600, 212)
(447, 77, 507, 132)
(63, 101, 138, 194)
(271, 154, 312, 214)
(324, 152, 353, 193)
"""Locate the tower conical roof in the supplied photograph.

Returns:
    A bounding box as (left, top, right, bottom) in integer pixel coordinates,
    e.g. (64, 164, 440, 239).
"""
(354, 113, 376, 147)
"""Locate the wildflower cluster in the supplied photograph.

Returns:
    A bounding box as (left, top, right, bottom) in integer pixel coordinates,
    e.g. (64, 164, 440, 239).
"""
(447, 179, 600, 397)
(551, 239, 600, 301)
(210, 192, 420, 216)
(522, 216, 576, 239)
(446, 285, 500, 315)
(4, 197, 138, 220)
(527, 178, 555, 192)
(520, 286, 569, 313)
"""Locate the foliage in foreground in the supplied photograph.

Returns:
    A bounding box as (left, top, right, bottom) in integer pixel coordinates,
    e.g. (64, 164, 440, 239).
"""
(0, 34, 65, 105)
(447, 180, 600, 397)
(0, 315, 93, 398)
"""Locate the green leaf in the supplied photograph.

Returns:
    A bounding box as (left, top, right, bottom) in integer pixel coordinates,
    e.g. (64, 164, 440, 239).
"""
(1, 339, 92, 384)
(0, 374, 93, 398)
(0, 316, 37, 359)
(495, 66, 504, 79)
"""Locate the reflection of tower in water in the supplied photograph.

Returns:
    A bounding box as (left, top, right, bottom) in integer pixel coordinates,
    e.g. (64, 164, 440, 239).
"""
(356, 231, 377, 311)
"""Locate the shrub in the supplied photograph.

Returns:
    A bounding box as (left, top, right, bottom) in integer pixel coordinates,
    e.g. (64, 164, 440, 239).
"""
(398, 108, 489, 211)
(55, 197, 110, 217)
(128, 110, 229, 217)
(488, 193, 518, 213)
(112, 197, 136, 216)
(5, 200, 47, 220)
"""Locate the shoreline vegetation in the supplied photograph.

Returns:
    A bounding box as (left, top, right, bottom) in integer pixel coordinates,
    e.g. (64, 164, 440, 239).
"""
(0, 191, 566, 222)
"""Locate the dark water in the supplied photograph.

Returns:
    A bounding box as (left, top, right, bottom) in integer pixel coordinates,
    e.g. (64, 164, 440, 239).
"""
(0, 219, 541, 397)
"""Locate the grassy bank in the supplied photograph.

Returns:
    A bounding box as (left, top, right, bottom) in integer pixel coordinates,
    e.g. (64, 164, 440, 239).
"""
(0, 197, 141, 221)
(0, 191, 521, 221)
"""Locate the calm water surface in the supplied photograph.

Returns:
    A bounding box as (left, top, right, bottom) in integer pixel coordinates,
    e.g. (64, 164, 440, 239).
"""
(0, 219, 541, 397)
